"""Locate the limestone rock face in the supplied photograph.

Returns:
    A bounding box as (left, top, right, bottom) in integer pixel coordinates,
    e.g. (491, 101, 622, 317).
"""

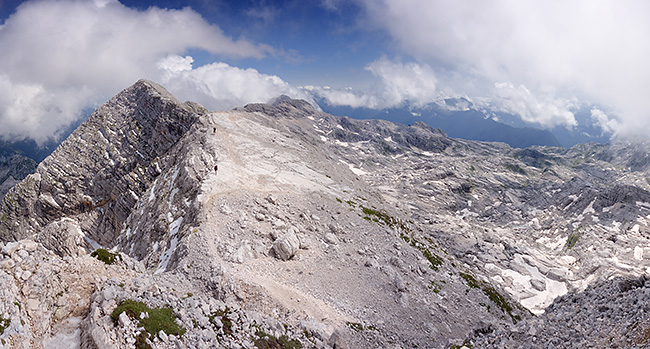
(0, 79, 204, 252)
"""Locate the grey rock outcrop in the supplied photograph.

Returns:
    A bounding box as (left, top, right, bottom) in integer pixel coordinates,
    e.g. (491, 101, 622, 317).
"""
(471, 275, 650, 348)
(0, 79, 205, 252)
(272, 231, 300, 261)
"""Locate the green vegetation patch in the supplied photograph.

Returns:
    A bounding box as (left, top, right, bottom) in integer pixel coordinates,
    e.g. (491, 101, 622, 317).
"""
(91, 248, 121, 265)
(253, 327, 302, 349)
(360, 205, 407, 230)
(450, 339, 474, 349)
(111, 299, 185, 348)
(338, 197, 410, 231)
(565, 231, 581, 249)
(504, 163, 527, 175)
(0, 317, 10, 336)
(209, 307, 233, 336)
(459, 272, 523, 324)
(345, 321, 378, 332)
(429, 280, 445, 293)
(401, 233, 444, 271)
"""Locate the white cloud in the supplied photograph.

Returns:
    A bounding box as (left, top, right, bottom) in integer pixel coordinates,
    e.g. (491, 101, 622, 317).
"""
(366, 57, 438, 107)
(305, 57, 438, 109)
(491, 82, 577, 129)
(157, 55, 315, 111)
(590, 108, 620, 135)
(358, 0, 650, 135)
(0, 0, 270, 145)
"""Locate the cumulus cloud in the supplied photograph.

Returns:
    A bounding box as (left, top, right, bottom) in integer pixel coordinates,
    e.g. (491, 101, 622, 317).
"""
(0, 0, 270, 145)
(306, 57, 438, 109)
(358, 0, 650, 135)
(590, 108, 620, 135)
(491, 82, 577, 129)
(157, 55, 314, 110)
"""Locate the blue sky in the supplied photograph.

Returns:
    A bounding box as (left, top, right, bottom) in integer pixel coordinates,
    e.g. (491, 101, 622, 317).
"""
(0, 0, 648, 144)
(118, 0, 382, 87)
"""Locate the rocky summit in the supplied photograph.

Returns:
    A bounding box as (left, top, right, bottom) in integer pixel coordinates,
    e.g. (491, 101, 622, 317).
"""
(1, 80, 650, 348)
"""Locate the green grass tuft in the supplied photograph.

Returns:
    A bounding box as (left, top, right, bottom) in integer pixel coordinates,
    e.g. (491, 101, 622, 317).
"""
(504, 163, 527, 175)
(111, 299, 185, 346)
(346, 321, 364, 332)
(459, 272, 523, 324)
(401, 233, 444, 271)
(254, 327, 302, 349)
(565, 231, 581, 249)
(209, 307, 233, 336)
(345, 321, 378, 332)
(0, 317, 10, 336)
(91, 248, 121, 265)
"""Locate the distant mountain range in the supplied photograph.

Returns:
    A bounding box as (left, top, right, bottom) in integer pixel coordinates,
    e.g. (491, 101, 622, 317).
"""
(316, 97, 613, 148)
(0, 94, 613, 171)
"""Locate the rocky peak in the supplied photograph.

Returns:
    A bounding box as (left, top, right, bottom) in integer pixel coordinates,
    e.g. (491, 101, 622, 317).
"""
(0, 79, 205, 253)
(241, 95, 318, 118)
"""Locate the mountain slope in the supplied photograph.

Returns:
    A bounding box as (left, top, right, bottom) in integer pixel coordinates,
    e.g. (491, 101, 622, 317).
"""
(1, 81, 649, 348)
(0, 79, 205, 251)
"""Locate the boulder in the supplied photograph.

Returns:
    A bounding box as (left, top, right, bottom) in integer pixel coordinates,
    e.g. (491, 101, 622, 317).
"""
(272, 232, 300, 261)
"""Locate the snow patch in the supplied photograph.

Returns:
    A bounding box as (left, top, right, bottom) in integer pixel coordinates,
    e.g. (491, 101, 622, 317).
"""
(339, 160, 367, 176)
(148, 181, 157, 203)
(169, 217, 184, 236)
(42, 317, 82, 349)
(40, 193, 61, 209)
(491, 254, 568, 315)
(128, 189, 139, 201)
(608, 256, 634, 270)
(84, 236, 102, 251)
(536, 234, 566, 251)
(170, 187, 179, 203)
(582, 199, 596, 215)
(634, 246, 644, 261)
(155, 236, 179, 275)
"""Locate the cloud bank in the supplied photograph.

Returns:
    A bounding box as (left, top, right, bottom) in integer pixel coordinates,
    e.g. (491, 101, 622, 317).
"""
(305, 57, 438, 109)
(490, 82, 577, 129)
(157, 55, 313, 111)
(357, 0, 650, 135)
(0, 0, 291, 145)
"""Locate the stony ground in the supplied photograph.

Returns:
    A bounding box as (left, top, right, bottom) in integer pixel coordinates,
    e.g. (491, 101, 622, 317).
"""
(2, 81, 650, 348)
(470, 274, 650, 348)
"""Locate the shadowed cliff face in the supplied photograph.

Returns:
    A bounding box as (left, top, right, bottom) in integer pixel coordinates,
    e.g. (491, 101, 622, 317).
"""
(0, 79, 204, 252)
(0, 154, 37, 198)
